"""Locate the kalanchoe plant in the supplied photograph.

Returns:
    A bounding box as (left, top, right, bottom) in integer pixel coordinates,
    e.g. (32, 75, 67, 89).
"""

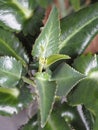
(0, 0, 98, 130)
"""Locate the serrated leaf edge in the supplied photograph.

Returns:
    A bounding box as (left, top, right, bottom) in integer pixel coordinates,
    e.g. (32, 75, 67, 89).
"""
(65, 63, 86, 96)
(36, 81, 58, 128)
(32, 6, 61, 59)
(50, 63, 86, 97)
(41, 83, 57, 128)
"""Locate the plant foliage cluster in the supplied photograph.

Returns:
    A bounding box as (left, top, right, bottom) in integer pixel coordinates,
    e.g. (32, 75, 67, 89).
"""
(0, 0, 98, 130)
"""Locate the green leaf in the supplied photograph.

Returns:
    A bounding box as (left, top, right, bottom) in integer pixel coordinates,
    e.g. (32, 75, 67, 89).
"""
(18, 84, 33, 107)
(73, 54, 98, 75)
(82, 106, 95, 130)
(0, 56, 22, 88)
(60, 3, 98, 57)
(70, 0, 80, 11)
(22, 102, 70, 130)
(32, 6, 60, 59)
(36, 0, 53, 8)
(0, 0, 33, 31)
(46, 54, 70, 67)
(0, 28, 29, 66)
(23, 7, 44, 35)
(0, 105, 19, 116)
(36, 72, 57, 127)
(61, 104, 89, 130)
(0, 83, 33, 116)
(51, 63, 85, 96)
(0, 87, 19, 99)
(0, 87, 19, 115)
(67, 54, 98, 130)
(68, 79, 97, 129)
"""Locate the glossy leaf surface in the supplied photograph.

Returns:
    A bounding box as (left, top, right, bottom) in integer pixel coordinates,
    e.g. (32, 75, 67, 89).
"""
(36, 72, 56, 127)
(0, 0, 33, 31)
(0, 87, 19, 115)
(0, 56, 22, 88)
(60, 3, 98, 57)
(73, 54, 98, 75)
(0, 84, 33, 116)
(68, 54, 98, 130)
(51, 63, 85, 96)
(32, 6, 60, 59)
(0, 28, 29, 66)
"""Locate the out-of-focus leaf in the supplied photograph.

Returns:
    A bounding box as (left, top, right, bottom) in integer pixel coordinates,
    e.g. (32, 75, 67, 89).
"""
(68, 79, 97, 130)
(0, 56, 22, 88)
(73, 54, 97, 75)
(68, 54, 98, 130)
(0, 83, 33, 116)
(36, 72, 57, 127)
(82, 105, 95, 130)
(23, 7, 44, 35)
(36, 0, 53, 8)
(23, 102, 92, 130)
(51, 63, 85, 96)
(0, 28, 29, 66)
(0, 0, 33, 31)
(46, 54, 70, 67)
(22, 102, 70, 130)
(70, 0, 80, 11)
(32, 6, 60, 59)
(22, 115, 38, 130)
(0, 87, 19, 115)
(60, 3, 98, 57)
(19, 84, 33, 107)
(29, 0, 38, 9)
(61, 104, 89, 130)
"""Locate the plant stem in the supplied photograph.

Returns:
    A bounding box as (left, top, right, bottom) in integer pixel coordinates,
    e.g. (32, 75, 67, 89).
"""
(22, 76, 36, 87)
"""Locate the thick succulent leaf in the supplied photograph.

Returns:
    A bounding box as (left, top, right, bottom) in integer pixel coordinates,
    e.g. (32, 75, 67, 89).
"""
(0, 56, 22, 88)
(46, 54, 70, 67)
(60, 3, 98, 57)
(0, 28, 29, 66)
(70, 0, 80, 11)
(0, 0, 33, 31)
(36, 72, 57, 127)
(51, 63, 85, 96)
(22, 102, 70, 130)
(68, 54, 98, 130)
(32, 6, 60, 58)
